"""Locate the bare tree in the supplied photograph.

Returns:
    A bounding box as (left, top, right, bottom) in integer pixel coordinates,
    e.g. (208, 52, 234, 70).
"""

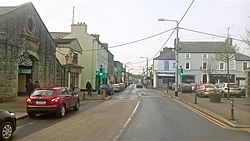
(211, 39, 239, 99)
(243, 28, 250, 47)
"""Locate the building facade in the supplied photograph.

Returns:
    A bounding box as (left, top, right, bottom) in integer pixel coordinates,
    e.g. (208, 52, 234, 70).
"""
(0, 3, 64, 101)
(51, 23, 110, 90)
(54, 38, 83, 91)
(153, 39, 250, 88)
(114, 61, 123, 83)
(153, 48, 175, 88)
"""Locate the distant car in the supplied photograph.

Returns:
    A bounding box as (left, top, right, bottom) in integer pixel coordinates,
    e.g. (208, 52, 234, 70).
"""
(179, 83, 192, 93)
(219, 83, 244, 98)
(239, 85, 246, 96)
(196, 83, 217, 98)
(136, 83, 143, 88)
(0, 109, 16, 141)
(100, 84, 114, 95)
(26, 87, 80, 118)
(190, 83, 197, 92)
(112, 84, 122, 92)
(118, 83, 125, 91)
(171, 83, 176, 90)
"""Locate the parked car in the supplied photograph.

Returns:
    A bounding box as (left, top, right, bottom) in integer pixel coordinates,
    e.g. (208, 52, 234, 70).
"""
(26, 87, 80, 118)
(219, 83, 244, 98)
(196, 83, 217, 98)
(179, 83, 192, 93)
(118, 83, 125, 91)
(190, 83, 197, 92)
(239, 85, 246, 96)
(100, 84, 114, 96)
(0, 109, 16, 141)
(171, 83, 176, 90)
(112, 84, 122, 92)
(136, 83, 143, 88)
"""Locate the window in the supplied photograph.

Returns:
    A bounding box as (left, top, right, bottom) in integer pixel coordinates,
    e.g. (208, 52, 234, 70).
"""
(243, 62, 248, 70)
(185, 53, 190, 59)
(185, 62, 190, 70)
(202, 62, 207, 70)
(202, 53, 208, 59)
(164, 61, 169, 71)
(219, 62, 224, 70)
(173, 62, 176, 68)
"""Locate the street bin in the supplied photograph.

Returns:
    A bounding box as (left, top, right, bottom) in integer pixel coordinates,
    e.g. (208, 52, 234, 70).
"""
(209, 94, 221, 103)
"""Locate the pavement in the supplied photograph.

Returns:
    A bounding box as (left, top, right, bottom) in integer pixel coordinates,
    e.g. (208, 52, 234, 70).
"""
(162, 90, 250, 129)
(0, 89, 250, 130)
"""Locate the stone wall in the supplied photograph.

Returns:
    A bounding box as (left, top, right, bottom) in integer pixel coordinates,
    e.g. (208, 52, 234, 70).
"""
(0, 3, 65, 101)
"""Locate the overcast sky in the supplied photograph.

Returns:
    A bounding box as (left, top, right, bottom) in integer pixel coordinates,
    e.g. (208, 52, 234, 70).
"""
(1, 0, 250, 74)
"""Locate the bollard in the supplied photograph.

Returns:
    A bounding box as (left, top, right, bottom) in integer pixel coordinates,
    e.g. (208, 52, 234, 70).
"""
(194, 94, 197, 104)
(230, 100, 235, 120)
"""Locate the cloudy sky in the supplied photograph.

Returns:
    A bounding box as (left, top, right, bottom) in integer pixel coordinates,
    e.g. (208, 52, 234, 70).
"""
(1, 0, 250, 74)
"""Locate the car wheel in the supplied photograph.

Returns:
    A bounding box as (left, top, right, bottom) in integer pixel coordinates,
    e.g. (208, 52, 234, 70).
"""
(73, 100, 80, 111)
(0, 121, 14, 141)
(28, 113, 36, 118)
(58, 104, 66, 118)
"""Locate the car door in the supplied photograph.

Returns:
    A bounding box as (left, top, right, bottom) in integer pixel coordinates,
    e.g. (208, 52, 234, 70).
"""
(68, 88, 77, 107)
(61, 88, 71, 108)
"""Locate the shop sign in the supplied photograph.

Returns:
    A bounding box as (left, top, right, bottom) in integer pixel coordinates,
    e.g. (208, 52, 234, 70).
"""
(70, 67, 81, 73)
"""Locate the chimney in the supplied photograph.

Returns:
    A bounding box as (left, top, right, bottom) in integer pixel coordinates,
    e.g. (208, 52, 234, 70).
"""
(102, 43, 108, 50)
(91, 34, 100, 41)
(71, 22, 87, 33)
(225, 38, 233, 46)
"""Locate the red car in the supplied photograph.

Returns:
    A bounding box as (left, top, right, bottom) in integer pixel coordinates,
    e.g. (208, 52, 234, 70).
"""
(26, 87, 80, 118)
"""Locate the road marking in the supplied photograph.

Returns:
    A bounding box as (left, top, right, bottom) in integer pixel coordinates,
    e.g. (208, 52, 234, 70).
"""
(174, 99, 250, 132)
(113, 100, 141, 141)
(173, 98, 230, 129)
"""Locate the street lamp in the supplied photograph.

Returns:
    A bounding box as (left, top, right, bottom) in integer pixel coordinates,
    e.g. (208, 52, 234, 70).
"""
(158, 18, 179, 97)
(125, 62, 131, 82)
(140, 57, 148, 77)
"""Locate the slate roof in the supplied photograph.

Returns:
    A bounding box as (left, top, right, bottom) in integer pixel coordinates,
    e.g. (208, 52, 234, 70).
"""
(50, 32, 70, 39)
(235, 53, 250, 61)
(154, 48, 175, 60)
(0, 6, 16, 15)
(54, 38, 77, 44)
(178, 42, 235, 53)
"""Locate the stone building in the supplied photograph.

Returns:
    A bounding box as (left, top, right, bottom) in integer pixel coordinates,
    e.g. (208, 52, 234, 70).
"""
(0, 3, 65, 101)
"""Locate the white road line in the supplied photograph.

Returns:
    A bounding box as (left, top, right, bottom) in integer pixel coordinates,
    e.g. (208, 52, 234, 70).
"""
(113, 100, 141, 141)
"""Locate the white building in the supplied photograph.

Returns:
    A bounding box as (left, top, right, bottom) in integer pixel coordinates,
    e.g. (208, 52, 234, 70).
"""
(51, 22, 109, 90)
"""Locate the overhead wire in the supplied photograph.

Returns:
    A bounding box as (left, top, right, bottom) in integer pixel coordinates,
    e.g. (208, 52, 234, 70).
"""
(179, 27, 245, 42)
(143, 0, 195, 64)
(81, 28, 175, 52)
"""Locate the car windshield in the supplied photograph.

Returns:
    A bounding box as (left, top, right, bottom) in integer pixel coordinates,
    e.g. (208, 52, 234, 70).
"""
(31, 90, 55, 97)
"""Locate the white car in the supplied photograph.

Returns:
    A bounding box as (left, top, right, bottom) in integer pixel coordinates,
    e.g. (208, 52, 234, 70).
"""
(219, 83, 244, 98)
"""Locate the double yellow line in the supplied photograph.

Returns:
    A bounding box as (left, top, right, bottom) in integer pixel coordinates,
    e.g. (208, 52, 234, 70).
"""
(173, 98, 250, 133)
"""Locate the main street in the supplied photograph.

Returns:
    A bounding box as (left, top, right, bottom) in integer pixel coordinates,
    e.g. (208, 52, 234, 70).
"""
(13, 84, 250, 141)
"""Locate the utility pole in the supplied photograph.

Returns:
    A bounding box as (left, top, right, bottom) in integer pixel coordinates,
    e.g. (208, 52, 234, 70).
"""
(226, 26, 232, 100)
(158, 18, 179, 97)
(175, 22, 179, 97)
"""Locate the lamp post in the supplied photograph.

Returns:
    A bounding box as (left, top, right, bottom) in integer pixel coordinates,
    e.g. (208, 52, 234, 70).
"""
(158, 18, 179, 97)
(140, 57, 148, 77)
(65, 54, 69, 87)
(125, 62, 131, 82)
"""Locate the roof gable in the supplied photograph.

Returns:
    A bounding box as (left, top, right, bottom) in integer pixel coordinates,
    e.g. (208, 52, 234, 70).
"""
(179, 41, 235, 53)
(154, 47, 175, 60)
(235, 53, 250, 61)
